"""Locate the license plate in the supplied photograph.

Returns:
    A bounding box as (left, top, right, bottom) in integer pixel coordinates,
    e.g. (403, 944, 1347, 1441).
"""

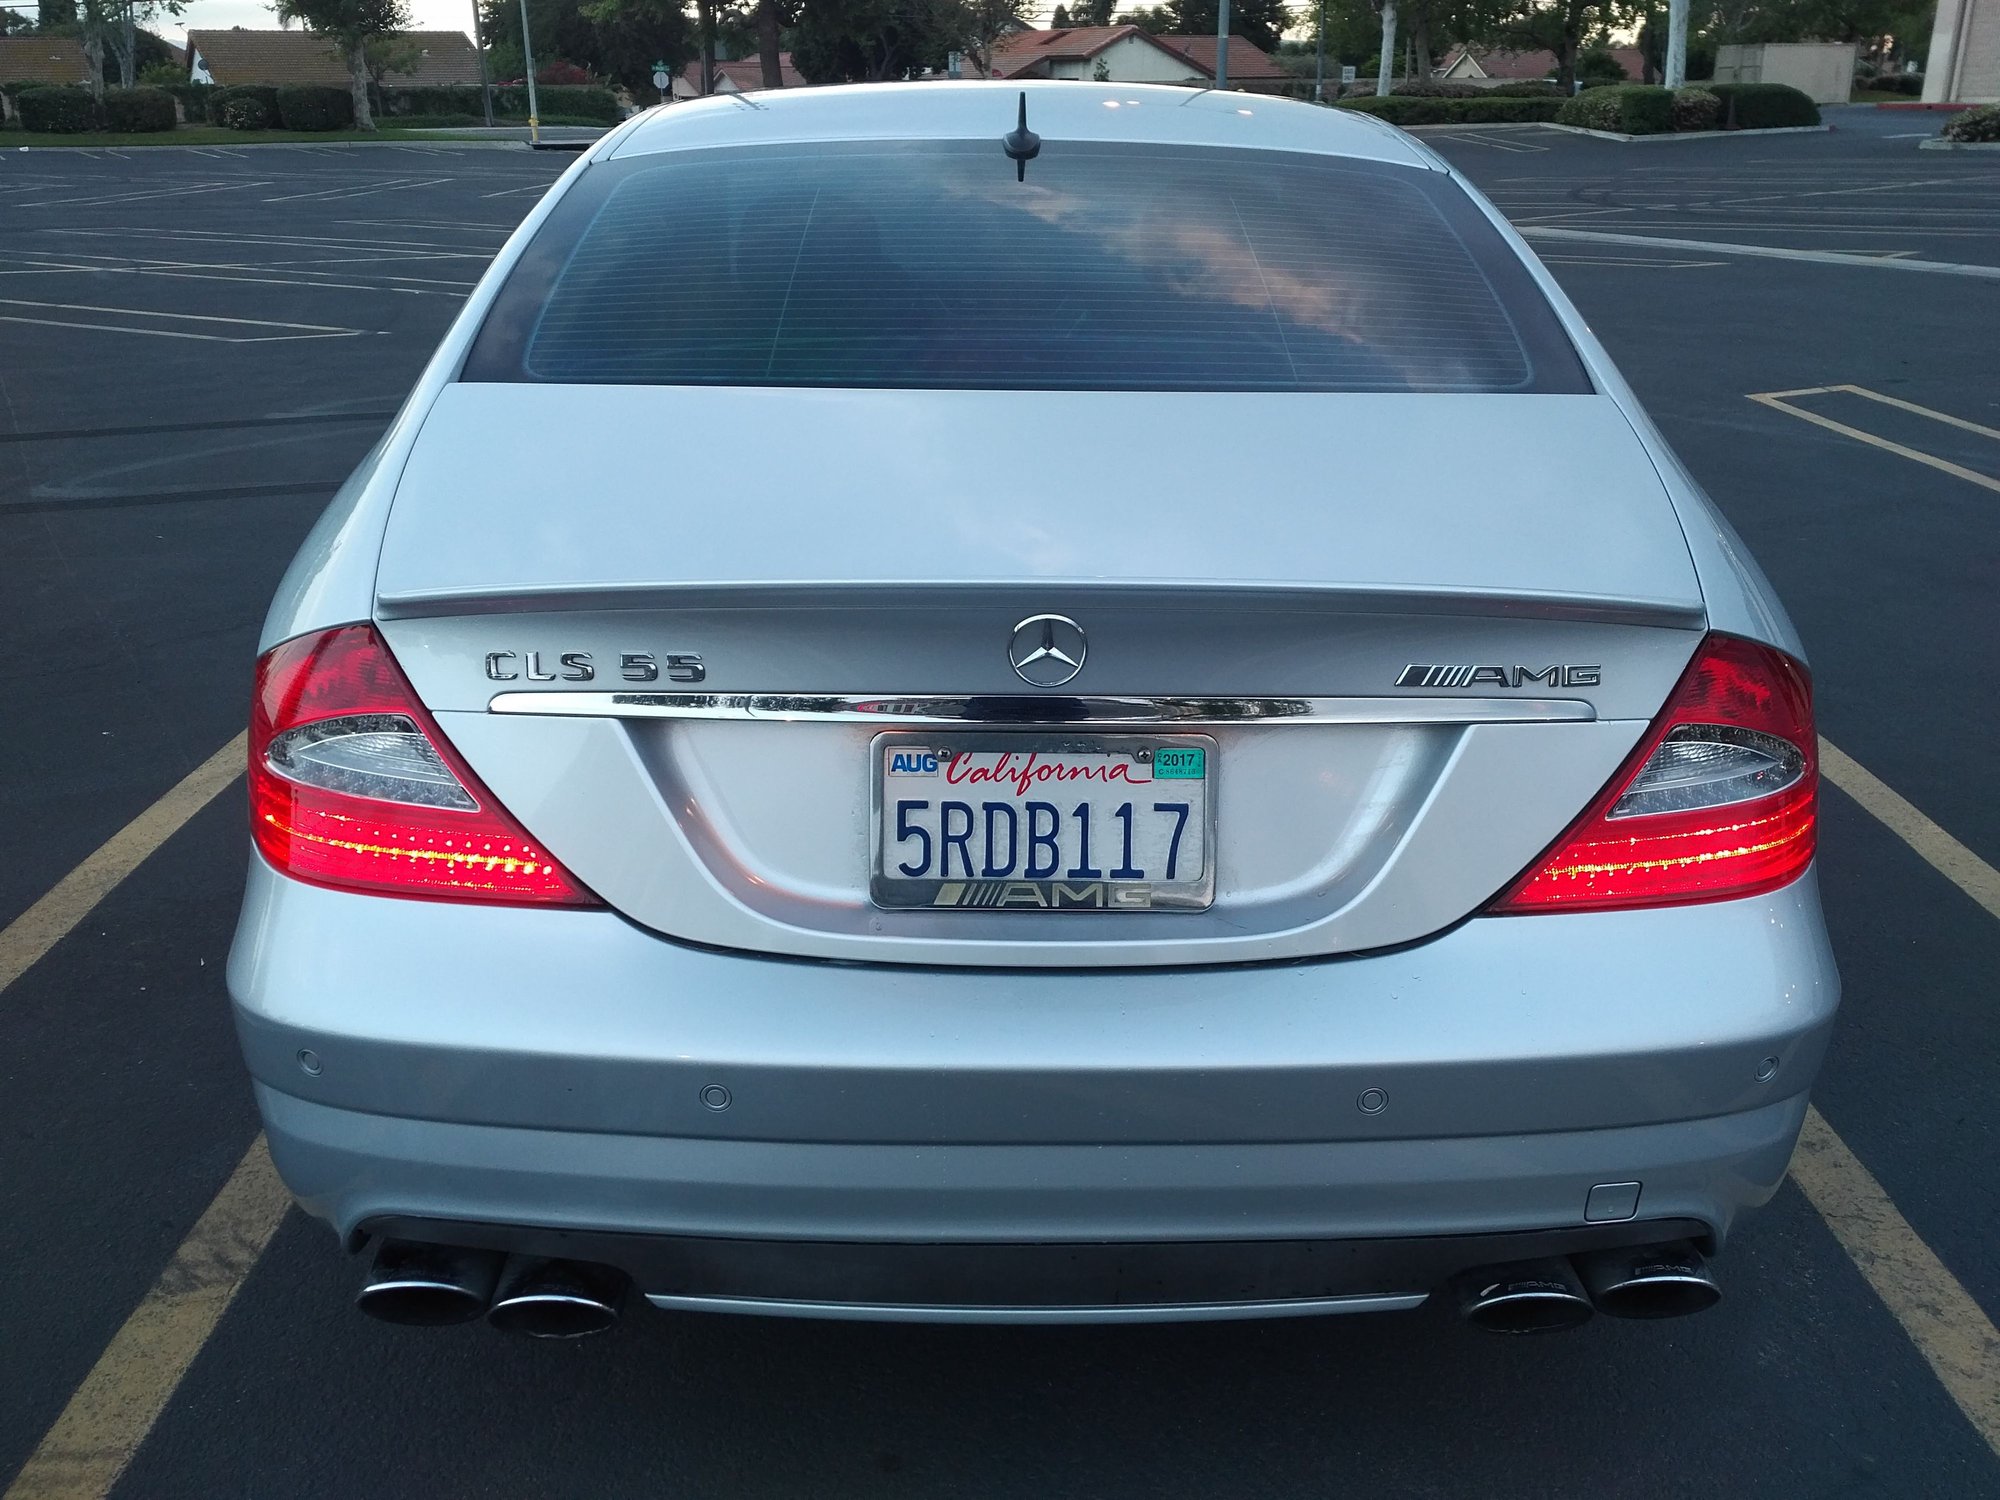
(871, 734, 1215, 912)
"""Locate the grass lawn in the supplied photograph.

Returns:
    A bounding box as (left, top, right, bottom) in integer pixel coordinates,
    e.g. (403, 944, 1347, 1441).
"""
(0, 123, 498, 146)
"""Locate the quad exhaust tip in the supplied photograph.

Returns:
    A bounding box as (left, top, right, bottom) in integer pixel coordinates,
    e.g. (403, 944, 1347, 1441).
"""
(1453, 1258, 1595, 1334)
(356, 1240, 502, 1327)
(1573, 1240, 1721, 1320)
(486, 1254, 629, 1339)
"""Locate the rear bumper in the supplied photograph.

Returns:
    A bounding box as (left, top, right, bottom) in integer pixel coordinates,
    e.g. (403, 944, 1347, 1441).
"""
(229, 858, 1838, 1314)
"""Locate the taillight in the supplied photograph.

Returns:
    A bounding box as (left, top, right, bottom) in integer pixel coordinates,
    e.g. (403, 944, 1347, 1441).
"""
(249, 624, 598, 906)
(1490, 634, 1816, 914)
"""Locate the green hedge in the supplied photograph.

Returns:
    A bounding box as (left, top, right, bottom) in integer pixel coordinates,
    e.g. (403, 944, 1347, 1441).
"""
(1704, 82, 1819, 128)
(276, 83, 353, 130)
(1671, 84, 1721, 132)
(17, 85, 99, 133)
(1555, 83, 1672, 134)
(167, 80, 216, 122)
(1868, 72, 1924, 96)
(1338, 94, 1565, 126)
(102, 86, 176, 133)
(379, 82, 620, 122)
(1942, 103, 2000, 142)
(1389, 80, 1485, 98)
(1486, 80, 1562, 97)
(212, 83, 280, 130)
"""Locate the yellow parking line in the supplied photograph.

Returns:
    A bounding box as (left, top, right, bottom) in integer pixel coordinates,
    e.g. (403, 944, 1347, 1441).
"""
(1748, 387, 2000, 495)
(0, 734, 246, 997)
(1821, 738, 2000, 919)
(2, 1138, 288, 1500)
(1792, 1107, 2000, 1456)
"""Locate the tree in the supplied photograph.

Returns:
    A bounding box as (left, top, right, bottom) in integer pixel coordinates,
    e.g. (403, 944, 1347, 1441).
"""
(1072, 0, 1115, 21)
(1147, 0, 1292, 51)
(939, 0, 1031, 74)
(1052, 2, 1071, 20)
(1473, 0, 1630, 89)
(790, 0, 954, 81)
(274, 0, 410, 129)
(1114, 3, 1177, 26)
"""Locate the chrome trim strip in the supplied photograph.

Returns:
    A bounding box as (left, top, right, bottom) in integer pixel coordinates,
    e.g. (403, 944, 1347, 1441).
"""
(643, 1292, 1431, 1324)
(486, 692, 1595, 725)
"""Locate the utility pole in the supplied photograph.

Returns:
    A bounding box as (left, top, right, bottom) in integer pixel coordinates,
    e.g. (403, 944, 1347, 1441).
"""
(1215, 0, 1229, 89)
(516, 0, 539, 145)
(1664, 0, 1688, 89)
(470, 0, 494, 126)
(1375, 0, 1396, 99)
(1314, 0, 1326, 101)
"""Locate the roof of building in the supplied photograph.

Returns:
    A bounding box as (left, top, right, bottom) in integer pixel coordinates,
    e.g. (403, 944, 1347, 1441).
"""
(675, 52, 806, 93)
(0, 35, 93, 87)
(1154, 34, 1290, 81)
(1442, 45, 1642, 81)
(984, 25, 1196, 77)
(186, 29, 483, 87)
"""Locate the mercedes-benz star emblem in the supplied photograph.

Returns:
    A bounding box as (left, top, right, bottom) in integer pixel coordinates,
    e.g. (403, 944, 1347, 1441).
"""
(1008, 614, 1086, 687)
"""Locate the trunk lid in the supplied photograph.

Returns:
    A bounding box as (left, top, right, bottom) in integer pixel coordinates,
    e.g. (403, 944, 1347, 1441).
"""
(375, 385, 1704, 967)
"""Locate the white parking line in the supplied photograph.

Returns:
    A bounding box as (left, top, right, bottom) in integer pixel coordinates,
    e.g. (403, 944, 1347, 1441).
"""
(1518, 226, 2000, 279)
(262, 175, 453, 204)
(0, 299, 369, 343)
(9, 180, 274, 211)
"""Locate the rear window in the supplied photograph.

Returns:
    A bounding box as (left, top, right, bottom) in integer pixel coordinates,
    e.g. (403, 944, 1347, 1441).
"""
(465, 140, 1589, 394)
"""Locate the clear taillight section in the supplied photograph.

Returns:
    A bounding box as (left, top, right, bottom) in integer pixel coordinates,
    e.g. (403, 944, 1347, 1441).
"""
(249, 624, 597, 906)
(1491, 634, 1816, 914)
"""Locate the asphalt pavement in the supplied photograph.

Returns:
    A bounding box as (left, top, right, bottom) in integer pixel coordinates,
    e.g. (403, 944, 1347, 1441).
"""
(1, 123, 1996, 1498)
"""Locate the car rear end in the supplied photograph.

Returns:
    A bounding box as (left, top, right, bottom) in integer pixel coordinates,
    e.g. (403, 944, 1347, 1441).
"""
(228, 84, 1839, 1334)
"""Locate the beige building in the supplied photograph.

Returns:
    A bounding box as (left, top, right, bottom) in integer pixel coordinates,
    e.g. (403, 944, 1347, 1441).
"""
(1924, 0, 2000, 102)
(1712, 42, 1858, 104)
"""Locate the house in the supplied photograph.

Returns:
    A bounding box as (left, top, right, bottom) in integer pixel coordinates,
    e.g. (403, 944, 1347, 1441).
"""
(0, 35, 92, 91)
(671, 53, 806, 99)
(1154, 34, 1293, 92)
(980, 26, 1208, 83)
(1437, 46, 1643, 83)
(184, 28, 483, 88)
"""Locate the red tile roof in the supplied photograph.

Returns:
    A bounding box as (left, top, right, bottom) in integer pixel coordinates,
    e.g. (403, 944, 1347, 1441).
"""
(676, 52, 806, 93)
(985, 25, 1200, 77)
(1451, 46, 1642, 81)
(188, 29, 482, 88)
(1154, 34, 1290, 81)
(0, 36, 92, 88)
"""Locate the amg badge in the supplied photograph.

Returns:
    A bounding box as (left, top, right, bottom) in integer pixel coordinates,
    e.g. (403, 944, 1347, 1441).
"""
(1397, 664, 1600, 689)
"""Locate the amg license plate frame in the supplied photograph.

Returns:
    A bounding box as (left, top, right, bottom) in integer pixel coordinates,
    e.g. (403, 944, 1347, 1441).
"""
(869, 732, 1216, 912)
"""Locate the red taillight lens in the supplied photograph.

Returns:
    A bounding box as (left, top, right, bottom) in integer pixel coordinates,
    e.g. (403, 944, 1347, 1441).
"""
(1490, 634, 1816, 914)
(249, 624, 598, 906)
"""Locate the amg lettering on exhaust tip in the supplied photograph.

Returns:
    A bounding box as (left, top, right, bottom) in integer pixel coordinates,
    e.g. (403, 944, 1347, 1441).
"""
(1396, 664, 1601, 689)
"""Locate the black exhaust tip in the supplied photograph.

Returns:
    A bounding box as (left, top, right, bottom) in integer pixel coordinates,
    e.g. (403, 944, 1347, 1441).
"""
(1452, 1258, 1595, 1334)
(1574, 1240, 1720, 1319)
(487, 1256, 629, 1339)
(356, 1240, 503, 1326)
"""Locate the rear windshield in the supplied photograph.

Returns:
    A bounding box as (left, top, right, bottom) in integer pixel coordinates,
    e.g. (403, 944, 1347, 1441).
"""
(464, 140, 1589, 394)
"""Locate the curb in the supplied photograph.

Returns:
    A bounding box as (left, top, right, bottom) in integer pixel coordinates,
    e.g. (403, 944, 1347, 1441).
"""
(1919, 138, 2000, 150)
(1542, 122, 1832, 142)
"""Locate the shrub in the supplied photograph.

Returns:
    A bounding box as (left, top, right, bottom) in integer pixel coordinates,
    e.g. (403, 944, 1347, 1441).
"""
(1671, 85, 1721, 132)
(523, 84, 620, 122)
(1390, 79, 1484, 98)
(102, 86, 176, 133)
(1867, 71, 1924, 97)
(1703, 82, 1819, 129)
(212, 83, 280, 130)
(1576, 44, 1630, 85)
(221, 94, 273, 130)
(378, 81, 619, 122)
(275, 83, 354, 130)
(1556, 83, 1672, 134)
(1941, 103, 2000, 142)
(1485, 80, 1562, 97)
(535, 59, 594, 85)
(1338, 94, 1565, 126)
(166, 81, 214, 122)
(17, 85, 99, 133)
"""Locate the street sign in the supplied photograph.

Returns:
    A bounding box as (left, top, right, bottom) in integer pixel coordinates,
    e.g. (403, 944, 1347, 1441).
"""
(652, 68, 670, 91)
(1341, 63, 1356, 84)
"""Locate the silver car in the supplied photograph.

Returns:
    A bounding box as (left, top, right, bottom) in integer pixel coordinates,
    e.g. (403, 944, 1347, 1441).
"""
(229, 82, 1838, 1337)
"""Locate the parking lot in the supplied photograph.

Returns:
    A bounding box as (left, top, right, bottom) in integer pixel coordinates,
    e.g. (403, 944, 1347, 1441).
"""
(1, 120, 1996, 1498)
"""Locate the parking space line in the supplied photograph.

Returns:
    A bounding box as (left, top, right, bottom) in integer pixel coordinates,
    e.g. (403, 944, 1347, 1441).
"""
(1820, 738, 2000, 919)
(1748, 389, 2000, 495)
(0, 734, 245, 997)
(1520, 225, 2000, 279)
(0, 1137, 289, 1500)
(1792, 1107, 2000, 1457)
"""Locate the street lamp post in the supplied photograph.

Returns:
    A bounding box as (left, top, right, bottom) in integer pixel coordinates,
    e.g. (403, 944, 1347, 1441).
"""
(470, 0, 494, 127)
(517, 0, 540, 146)
(1215, 0, 1230, 89)
(1314, 0, 1326, 101)
(1664, 0, 1689, 89)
